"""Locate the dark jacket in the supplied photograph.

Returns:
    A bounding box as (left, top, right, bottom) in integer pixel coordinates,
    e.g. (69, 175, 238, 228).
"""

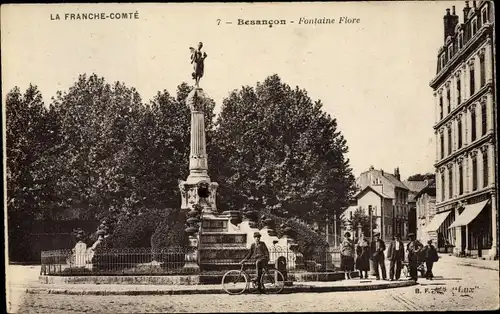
(386, 240, 405, 261)
(423, 244, 439, 262)
(407, 240, 424, 262)
(370, 239, 386, 260)
(244, 242, 269, 260)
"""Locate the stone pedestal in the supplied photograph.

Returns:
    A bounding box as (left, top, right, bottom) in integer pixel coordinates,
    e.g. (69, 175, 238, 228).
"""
(180, 87, 219, 271)
(179, 87, 219, 214)
(183, 236, 200, 272)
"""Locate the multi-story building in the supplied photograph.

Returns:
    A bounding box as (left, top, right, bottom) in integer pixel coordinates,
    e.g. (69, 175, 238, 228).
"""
(341, 186, 393, 242)
(429, 1, 497, 259)
(355, 166, 410, 240)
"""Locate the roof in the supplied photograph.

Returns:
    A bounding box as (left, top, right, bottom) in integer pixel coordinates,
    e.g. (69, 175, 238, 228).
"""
(356, 168, 408, 199)
(403, 180, 428, 193)
(354, 185, 393, 200)
(414, 179, 437, 200)
(404, 180, 429, 202)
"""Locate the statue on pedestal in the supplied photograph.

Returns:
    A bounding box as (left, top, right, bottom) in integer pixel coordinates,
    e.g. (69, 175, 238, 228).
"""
(189, 42, 207, 87)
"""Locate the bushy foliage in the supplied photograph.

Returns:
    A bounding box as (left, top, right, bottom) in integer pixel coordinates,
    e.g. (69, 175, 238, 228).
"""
(407, 173, 435, 181)
(99, 208, 188, 249)
(260, 211, 328, 259)
(345, 207, 378, 239)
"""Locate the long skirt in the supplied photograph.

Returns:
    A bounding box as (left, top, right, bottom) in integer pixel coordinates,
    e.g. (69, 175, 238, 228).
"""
(355, 253, 370, 271)
(341, 255, 355, 272)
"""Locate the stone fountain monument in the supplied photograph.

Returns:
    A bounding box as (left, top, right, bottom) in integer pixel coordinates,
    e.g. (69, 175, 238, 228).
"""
(179, 42, 298, 276)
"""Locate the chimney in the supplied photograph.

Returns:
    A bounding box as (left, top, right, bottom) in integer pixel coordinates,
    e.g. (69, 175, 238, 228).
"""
(464, 1, 471, 22)
(443, 8, 459, 40)
(394, 167, 401, 181)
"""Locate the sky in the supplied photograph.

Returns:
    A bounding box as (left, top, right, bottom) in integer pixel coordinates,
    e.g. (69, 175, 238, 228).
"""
(1, 2, 466, 179)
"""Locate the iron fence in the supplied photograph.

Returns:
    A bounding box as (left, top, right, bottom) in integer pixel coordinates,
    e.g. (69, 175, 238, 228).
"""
(41, 247, 189, 275)
(40, 245, 341, 276)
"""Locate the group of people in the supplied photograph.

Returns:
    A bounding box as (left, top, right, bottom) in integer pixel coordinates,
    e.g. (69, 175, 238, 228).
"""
(340, 231, 439, 282)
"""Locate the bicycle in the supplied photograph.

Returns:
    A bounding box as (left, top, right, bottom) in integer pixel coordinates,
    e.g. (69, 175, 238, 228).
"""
(402, 260, 426, 278)
(221, 263, 285, 295)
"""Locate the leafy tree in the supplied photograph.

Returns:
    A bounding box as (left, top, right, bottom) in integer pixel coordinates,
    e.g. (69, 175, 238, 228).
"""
(47, 74, 144, 220)
(211, 74, 356, 225)
(407, 173, 435, 181)
(5, 85, 57, 260)
(345, 207, 378, 239)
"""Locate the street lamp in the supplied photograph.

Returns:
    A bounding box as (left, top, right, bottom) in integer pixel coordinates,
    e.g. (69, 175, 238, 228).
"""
(325, 215, 330, 244)
(368, 205, 373, 241)
(334, 213, 338, 248)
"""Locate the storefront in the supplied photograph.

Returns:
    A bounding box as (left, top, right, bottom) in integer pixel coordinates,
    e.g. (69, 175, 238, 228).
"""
(449, 195, 493, 258)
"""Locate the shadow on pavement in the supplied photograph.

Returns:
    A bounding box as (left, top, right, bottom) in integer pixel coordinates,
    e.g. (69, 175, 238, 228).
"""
(432, 276, 463, 280)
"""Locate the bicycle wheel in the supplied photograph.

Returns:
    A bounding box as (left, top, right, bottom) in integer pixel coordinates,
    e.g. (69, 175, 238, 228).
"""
(222, 270, 248, 295)
(261, 269, 285, 294)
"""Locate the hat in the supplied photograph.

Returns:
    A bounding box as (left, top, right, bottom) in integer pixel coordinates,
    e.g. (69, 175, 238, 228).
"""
(373, 232, 381, 237)
(395, 233, 401, 238)
(408, 233, 416, 238)
(427, 240, 433, 245)
(253, 232, 261, 238)
(344, 231, 351, 237)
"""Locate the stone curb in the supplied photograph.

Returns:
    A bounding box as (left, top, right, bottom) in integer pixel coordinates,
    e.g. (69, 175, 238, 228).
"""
(25, 281, 417, 296)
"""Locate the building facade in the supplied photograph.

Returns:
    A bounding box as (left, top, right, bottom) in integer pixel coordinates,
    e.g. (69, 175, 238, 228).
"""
(405, 180, 429, 236)
(430, 1, 497, 259)
(341, 186, 393, 242)
(415, 180, 438, 245)
(355, 166, 410, 240)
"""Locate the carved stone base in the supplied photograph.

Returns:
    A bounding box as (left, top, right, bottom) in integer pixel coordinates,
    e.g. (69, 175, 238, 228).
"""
(179, 180, 219, 213)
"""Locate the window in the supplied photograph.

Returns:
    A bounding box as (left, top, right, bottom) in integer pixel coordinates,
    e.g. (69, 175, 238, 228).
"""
(458, 34, 463, 49)
(448, 47, 453, 60)
(483, 151, 489, 187)
(458, 119, 463, 148)
(448, 127, 452, 155)
(441, 173, 445, 201)
(448, 169, 453, 198)
(472, 19, 478, 36)
(459, 163, 464, 195)
(440, 133, 445, 159)
(457, 77, 461, 104)
(470, 66, 475, 96)
(480, 55, 486, 87)
(447, 89, 451, 113)
(472, 156, 478, 191)
(481, 102, 487, 135)
(471, 108, 477, 141)
(439, 96, 443, 119)
(482, 8, 488, 25)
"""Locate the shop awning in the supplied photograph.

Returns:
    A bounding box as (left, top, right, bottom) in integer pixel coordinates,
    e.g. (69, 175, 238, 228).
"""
(448, 200, 489, 229)
(426, 210, 452, 232)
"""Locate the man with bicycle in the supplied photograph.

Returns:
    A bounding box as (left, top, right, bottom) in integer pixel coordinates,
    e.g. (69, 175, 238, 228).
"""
(240, 232, 269, 293)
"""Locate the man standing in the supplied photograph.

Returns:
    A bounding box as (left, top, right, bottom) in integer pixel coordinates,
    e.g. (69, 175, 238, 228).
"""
(370, 233, 387, 280)
(241, 232, 269, 293)
(387, 234, 405, 281)
(423, 239, 439, 280)
(407, 233, 423, 282)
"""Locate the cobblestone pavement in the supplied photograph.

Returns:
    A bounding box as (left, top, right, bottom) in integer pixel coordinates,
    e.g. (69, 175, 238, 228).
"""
(10, 260, 500, 313)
